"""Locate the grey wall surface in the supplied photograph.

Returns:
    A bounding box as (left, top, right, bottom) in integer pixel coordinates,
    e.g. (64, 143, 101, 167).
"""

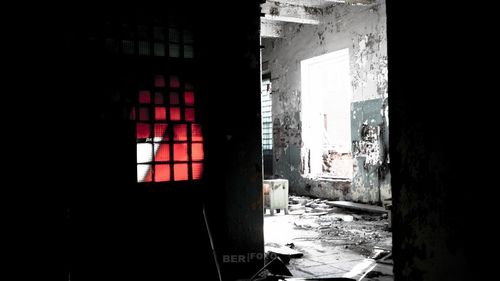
(262, 0, 389, 203)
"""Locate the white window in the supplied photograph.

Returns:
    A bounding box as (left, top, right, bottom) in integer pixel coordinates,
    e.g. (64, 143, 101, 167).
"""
(301, 48, 353, 179)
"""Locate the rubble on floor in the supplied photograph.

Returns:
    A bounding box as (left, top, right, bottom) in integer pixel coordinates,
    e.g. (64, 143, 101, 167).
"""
(287, 195, 391, 257)
(265, 194, 393, 280)
(288, 196, 387, 215)
(265, 243, 304, 259)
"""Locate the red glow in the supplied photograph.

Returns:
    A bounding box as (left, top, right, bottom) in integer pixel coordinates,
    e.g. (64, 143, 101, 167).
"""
(155, 92, 164, 104)
(184, 91, 195, 106)
(173, 143, 188, 161)
(155, 107, 167, 120)
(139, 107, 149, 121)
(136, 74, 205, 183)
(170, 75, 180, 88)
(169, 92, 179, 105)
(130, 107, 136, 120)
(154, 124, 168, 141)
(143, 166, 153, 182)
(170, 107, 181, 121)
(173, 124, 187, 141)
(155, 164, 170, 182)
(174, 163, 189, 181)
(191, 143, 204, 161)
(155, 75, 165, 87)
(192, 124, 203, 141)
(136, 123, 151, 139)
(139, 90, 151, 104)
(155, 143, 170, 161)
(192, 163, 203, 180)
(185, 108, 195, 121)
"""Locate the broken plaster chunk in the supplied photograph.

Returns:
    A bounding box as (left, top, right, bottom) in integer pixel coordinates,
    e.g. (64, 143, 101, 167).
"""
(294, 221, 320, 229)
(315, 203, 331, 209)
(331, 214, 354, 222)
(293, 198, 308, 205)
(265, 245, 303, 258)
(312, 207, 334, 213)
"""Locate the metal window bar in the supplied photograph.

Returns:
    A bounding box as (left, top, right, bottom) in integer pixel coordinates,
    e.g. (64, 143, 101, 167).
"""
(135, 74, 203, 182)
(104, 20, 193, 59)
(261, 81, 272, 152)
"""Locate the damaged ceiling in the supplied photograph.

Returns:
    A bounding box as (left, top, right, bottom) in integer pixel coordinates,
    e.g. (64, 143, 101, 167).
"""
(261, 0, 377, 37)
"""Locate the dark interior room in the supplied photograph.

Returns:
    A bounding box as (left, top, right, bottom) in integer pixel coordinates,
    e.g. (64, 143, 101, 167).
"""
(56, 1, 491, 280)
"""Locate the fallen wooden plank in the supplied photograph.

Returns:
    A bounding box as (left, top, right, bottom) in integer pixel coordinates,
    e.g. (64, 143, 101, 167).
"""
(302, 212, 328, 216)
(329, 201, 387, 214)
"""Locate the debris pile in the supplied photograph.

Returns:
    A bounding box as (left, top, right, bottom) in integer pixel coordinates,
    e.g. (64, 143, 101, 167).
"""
(287, 194, 391, 257)
(288, 196, 339, 216)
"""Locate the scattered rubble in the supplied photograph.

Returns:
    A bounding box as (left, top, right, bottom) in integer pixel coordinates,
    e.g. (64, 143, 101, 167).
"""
(293, 220, 320, 229)
(287, 194, 392, 257)
(288, 195, 387, 217)
(265, 244, 303, 258)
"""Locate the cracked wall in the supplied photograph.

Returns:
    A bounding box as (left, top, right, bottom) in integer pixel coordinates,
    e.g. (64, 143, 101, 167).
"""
(262, 0, 389, 203)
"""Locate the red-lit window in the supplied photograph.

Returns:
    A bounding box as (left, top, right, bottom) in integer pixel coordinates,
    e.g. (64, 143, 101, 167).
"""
(133, 74, 204, 183)
(139, 91, 151, 104)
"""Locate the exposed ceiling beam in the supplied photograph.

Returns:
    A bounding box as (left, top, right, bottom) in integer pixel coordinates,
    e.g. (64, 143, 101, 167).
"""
(265, 0, 332, 7)
(262, 14, 320, 25)
(261, 19, 284, 38)
(261, 2, 321, 24)
(259, 0, 376, 27)
(343, 0, 377, 5)
(265, 0, 376, 7)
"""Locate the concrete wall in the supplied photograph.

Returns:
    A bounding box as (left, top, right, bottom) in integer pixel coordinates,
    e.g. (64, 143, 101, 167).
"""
(262, 0, 389, 204)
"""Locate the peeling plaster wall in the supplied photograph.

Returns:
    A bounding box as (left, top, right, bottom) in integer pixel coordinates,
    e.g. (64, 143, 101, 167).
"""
(351, 98, 390, 203)
(262, 0, 389, 203)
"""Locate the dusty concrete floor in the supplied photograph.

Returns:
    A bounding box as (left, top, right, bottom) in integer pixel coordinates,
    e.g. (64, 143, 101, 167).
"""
(264, 196, 393, 280)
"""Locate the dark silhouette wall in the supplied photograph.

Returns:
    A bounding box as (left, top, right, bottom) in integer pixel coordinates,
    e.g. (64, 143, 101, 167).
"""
(63, 2, 263, 280)
(387, 1, 491, 280)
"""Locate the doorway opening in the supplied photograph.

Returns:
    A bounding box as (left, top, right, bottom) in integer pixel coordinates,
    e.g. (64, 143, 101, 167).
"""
(260, 0, 392, 279)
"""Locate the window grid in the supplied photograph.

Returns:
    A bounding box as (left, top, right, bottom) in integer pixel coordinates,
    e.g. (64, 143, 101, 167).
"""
(104, 22, 194, 59)
(133, 74, 203, 183)
(261, 81, 273, 153)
